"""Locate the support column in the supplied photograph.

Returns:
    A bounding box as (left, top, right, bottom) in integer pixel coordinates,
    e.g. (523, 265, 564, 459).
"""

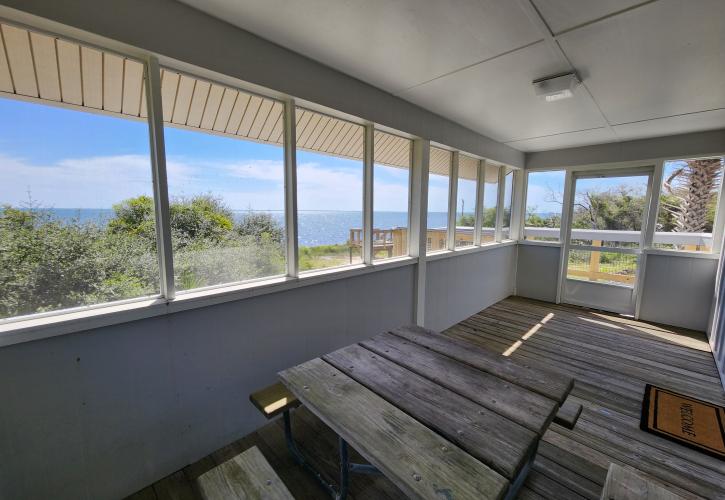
(410, 139, 430, 326)
(363, 124, 374, 265)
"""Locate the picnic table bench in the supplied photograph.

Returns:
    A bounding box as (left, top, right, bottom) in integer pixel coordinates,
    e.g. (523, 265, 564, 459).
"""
(278, 325, 574, 499)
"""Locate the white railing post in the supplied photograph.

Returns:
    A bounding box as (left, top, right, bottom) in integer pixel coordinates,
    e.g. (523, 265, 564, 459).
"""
(447, 151, 459, 250)
(283, 99, 299, 277)
(363, 124, 374, 265)
(410, 139, 430, 326)
(144, 56, 175, 300)
(473, 160, 484, 246)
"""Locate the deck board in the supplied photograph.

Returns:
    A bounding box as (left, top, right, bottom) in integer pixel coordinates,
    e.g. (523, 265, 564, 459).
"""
(125, 297, 725, 500)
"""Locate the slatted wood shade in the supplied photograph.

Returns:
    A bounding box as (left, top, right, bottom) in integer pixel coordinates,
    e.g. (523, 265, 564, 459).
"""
(0, 22, 415, 170)
(459, 153, 480, 180)
(430, 146, 452, 177)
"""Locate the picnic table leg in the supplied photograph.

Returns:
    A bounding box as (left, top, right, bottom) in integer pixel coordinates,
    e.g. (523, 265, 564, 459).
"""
(503, 442, 538, 500)
(283, 410, 380, 499)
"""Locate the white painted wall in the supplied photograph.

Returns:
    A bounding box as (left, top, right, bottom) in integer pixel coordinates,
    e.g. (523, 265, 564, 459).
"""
(639, 254, 718, 332)
(526, 129, 725, 170)
(425, 246, 516, 331)
(0, 266, 417, 500)
(710, 238, 725, 388)
(516, 244, 560, 302)
(515, 244, 717, 332)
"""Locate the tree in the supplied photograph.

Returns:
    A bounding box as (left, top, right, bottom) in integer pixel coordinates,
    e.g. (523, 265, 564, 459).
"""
(237, 212, 284, 244)
(662, 158, 722, 233)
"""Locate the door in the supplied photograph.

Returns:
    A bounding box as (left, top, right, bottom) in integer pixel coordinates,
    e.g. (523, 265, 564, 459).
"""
(560, 168, 654, 315)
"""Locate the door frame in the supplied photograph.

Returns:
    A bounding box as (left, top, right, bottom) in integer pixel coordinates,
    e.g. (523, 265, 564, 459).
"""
(556, 165, 656, 317)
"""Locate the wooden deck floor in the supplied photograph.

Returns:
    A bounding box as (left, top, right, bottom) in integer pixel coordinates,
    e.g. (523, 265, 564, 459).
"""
(127, 297, 725, 500)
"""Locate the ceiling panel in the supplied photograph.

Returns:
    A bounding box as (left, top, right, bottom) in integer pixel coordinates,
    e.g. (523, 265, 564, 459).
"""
(613, 109, 725, 142)
(532, 0, 646, 34)
(398, 41, 607, 142)
(179, 0, 541, 93)
(558, 0, 725, 126)
(506, 127, 617, 152)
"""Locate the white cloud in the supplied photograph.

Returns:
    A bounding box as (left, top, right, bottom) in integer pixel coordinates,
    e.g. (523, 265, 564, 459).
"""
(0, 154, 414, 212)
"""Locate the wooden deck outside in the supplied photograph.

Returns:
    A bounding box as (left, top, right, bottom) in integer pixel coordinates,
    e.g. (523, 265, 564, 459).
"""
(127, 297, 725, 500)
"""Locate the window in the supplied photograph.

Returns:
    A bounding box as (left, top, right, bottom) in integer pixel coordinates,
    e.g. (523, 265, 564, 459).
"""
(427, 146, 451, 253)
(161, 69, 286, 291)
(654, 156, 723, 252)
(0, 25, 158, 320)
(296, 108, 364, 271)
(373, 131, 411, 260)
(501, 169, 514, 239)
(524, 170, 565, 241)
(482, 164, 500, 243)
(456, 155, 478, 248)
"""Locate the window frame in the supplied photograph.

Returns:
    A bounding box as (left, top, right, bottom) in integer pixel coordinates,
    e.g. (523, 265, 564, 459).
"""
(0, 17, 518, 339)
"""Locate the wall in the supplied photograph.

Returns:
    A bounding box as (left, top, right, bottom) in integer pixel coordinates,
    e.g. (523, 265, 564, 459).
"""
(0, 0, 523, 168)
(516, 244, 717, 332)
(526, 129, 725, 170)
(515, 244, 560, 302)
(638, 254, 717, 332)
(0, 265, 414, 500)
(425, 246, 516, 331)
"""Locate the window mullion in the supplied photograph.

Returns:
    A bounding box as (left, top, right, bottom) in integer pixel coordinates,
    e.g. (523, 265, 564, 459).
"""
(363, 124, 374, 265)
(283, 99, 299, 277)
(495, 166, 505, 242)
(447, 152, 459, 250)
(473, 160, 484, 246)
(144, 55, 175, 300)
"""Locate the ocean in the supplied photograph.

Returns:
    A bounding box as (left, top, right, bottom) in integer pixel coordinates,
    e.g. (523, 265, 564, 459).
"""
(28, 209, 455, 246)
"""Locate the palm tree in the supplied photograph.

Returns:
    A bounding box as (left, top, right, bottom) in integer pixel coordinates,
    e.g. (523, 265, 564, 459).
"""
(662, 158, 723, 233)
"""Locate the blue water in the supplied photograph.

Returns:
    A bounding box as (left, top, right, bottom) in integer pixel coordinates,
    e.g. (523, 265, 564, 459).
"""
(21, 209, 452, 246)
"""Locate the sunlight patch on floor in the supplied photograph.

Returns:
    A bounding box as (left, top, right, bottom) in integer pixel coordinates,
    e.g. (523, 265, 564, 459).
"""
(503, 312, 554, 356)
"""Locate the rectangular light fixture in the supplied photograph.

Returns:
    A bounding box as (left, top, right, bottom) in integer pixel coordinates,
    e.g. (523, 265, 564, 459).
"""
(533, 72, 580, 102)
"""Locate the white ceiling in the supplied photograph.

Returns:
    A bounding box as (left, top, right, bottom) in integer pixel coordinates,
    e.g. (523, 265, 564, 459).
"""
(179, 0, 725, 152)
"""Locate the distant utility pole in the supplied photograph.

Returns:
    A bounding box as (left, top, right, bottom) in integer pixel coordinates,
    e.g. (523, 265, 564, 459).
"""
(460, 199, 465, 218)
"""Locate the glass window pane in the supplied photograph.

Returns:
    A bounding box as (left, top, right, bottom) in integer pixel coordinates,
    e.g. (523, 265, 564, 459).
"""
(524, 170, 565, 241)
(654, 157, 723, 252)
(162, 69, 286, 291)
(427, 147, 451, 253)
(0, 32, 158, 320)
(482, 164, 499, 243)
(296, 108, 363, 271)
(501, 170, 514, 239)
(456, 155, 478, 248)
(373, 131, 410, 260)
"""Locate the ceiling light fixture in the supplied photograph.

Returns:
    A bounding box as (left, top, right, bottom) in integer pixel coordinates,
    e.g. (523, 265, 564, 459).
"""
(533, 72, 580, 102)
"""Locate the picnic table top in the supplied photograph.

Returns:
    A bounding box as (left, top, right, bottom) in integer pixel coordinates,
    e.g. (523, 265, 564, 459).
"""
(278, 325, 573, 500)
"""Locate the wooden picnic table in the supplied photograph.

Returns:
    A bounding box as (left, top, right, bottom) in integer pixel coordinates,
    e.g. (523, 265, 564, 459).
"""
(279, 325, 574, 500)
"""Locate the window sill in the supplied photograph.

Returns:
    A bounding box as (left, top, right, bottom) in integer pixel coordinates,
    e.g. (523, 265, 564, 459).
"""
(425, 240, 517, 262)
(0, 256, 417, 348)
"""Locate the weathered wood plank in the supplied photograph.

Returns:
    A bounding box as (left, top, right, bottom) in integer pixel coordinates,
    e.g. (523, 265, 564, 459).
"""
(601, 464, 686, 500)
(249, 382, 300, 419)
(324, 343, 537, 480)
(361, 332, 558, 434)
(279, 358, 510, 500)
(391, 325, 573, 403)
(554, 398, 583, 429)
(197, 446, 294, 500)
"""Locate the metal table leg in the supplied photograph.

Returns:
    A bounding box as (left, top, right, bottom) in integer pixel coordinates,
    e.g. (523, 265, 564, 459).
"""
(283, 409, 381, 500)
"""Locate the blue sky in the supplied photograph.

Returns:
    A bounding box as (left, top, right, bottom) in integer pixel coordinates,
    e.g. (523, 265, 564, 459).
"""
(0, 98, 412, 212)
